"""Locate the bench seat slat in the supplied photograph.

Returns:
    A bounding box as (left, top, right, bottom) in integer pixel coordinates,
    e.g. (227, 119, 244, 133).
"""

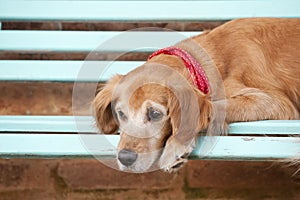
(229, 120, 300, 135)
(0, 116, 97, 133)
(0, 60, 142, 82)
(0, 31, 199, 52)
(0, 134, 298, 160)
(0, 1, 299, 22)
(193, 136, 300, 160)
(0, 116, 299, 135)
(0, 134, 118, 158)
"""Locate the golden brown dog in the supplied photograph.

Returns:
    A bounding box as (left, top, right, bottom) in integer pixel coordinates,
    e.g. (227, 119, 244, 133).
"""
(93, 18, 300, 173)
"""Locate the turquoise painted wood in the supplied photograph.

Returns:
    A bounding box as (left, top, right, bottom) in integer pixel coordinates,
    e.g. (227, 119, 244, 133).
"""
(0, 116, 97, 133)
(0, 134, 119, 159)
(228, 120, 300, 135)
(193, 136, 300, 160)
(0, 134, 299, 160)
(0, 115, 299, 135)
(0, 1, 299, 21)
(0, 31, 199, 52)
(0, 60, 142, 82)
(0, 0, 299, 161)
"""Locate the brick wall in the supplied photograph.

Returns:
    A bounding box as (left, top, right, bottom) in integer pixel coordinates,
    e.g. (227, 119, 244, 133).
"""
(0, 159, 299, 200)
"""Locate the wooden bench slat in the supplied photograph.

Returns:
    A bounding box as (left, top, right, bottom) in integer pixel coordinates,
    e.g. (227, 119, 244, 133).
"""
(0, 134, 298, 160)
(229, 120, 300, 135)
(193, 136, 300, 160)
(0, 115, 299, 135)
(0, 1, 299, 22)
(0, 116, 97, 133)
(0, 134, 118, 158)
(0, 31, 199, 52)
(0, 60, 142, 82)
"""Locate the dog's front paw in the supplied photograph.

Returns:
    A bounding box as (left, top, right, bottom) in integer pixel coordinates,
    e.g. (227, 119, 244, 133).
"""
(160, 154, 189, 173)
(159, 138, 195, 172)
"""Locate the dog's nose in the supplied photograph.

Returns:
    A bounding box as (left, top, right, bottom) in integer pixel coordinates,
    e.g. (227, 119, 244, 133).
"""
(118, 149, 138, 167)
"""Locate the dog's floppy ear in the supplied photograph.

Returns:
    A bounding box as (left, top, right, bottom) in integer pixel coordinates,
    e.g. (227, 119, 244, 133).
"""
(93, 75, 122, 134)
(194, 89, 212, 131)
(168, 88, 211, 137)
(159, 87, 211, 172)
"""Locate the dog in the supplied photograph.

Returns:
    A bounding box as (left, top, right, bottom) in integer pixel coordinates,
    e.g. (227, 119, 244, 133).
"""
(93, 18, 300, 173)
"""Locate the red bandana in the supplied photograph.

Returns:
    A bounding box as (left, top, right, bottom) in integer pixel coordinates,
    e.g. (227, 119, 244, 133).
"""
(147, 46, 210, 94)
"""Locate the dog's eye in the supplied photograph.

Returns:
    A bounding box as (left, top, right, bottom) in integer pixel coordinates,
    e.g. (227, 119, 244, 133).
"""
(117, 110, 127, 121)
(148, 107, 163, 121)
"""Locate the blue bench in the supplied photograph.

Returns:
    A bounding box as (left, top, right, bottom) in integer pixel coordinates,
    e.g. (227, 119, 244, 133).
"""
(0, 1, 299, 161)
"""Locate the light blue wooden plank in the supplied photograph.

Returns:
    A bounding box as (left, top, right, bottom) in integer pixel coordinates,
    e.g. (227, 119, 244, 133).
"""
(229, 120, 300, 135)
(0, 115, 299, 135)
(0, 116, 97, 133)
(0, 1, 299, 21)
(0, 134, 119, 158)
(0, 134, 299, 160)
(0, 31, 199, 52)
(0, 60, 142, 82)
(192, 136, 300, 160)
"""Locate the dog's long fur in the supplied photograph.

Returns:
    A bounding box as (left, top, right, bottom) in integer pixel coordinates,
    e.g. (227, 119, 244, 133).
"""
(93, 18, 300, 173)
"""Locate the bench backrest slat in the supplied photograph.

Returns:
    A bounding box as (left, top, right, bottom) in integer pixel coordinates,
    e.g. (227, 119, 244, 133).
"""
(0, 60, 142, 82)
(0, 31, 199, 52)
(0, 1, 299, 22)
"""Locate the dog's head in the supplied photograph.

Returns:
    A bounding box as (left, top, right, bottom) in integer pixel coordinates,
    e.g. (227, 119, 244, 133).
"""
(93, 56, 211, 172)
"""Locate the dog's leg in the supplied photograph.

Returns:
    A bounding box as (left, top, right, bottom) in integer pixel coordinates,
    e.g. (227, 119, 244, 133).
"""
(159, 136, 196, 172)
(226, 87, 299, 122)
